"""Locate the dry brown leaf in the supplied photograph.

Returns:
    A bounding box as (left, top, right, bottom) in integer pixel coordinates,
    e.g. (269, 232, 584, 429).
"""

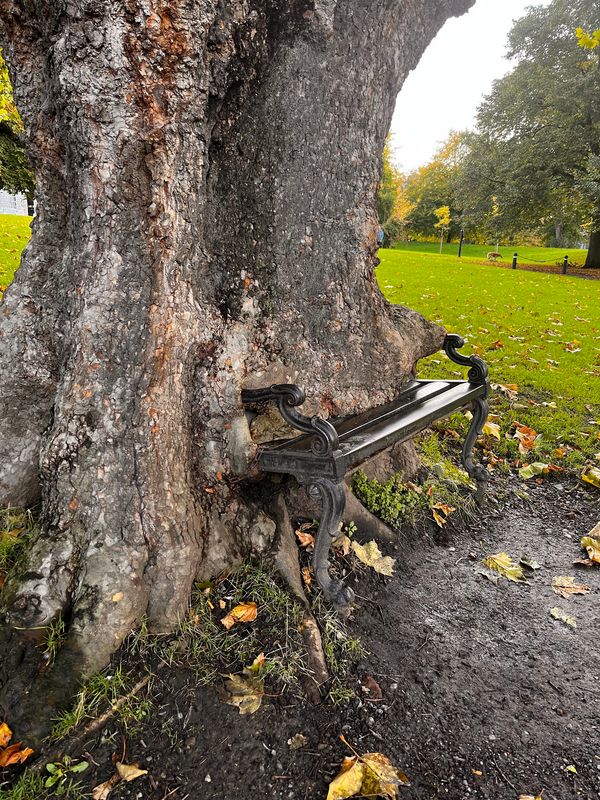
(295, 530, 315, 549)
(519, 794, 543, 800)
(351, 540, 395, 576)
(514, 422, 538, 454)
(551, 576, 590, 599)
(0, 743, 34, 767)
(220, 601, 258, 630)
(221, 672, 264, 715)
(116, 762, 148, 782)
(92, 773, 120, 800)
(302, 566, 312, 592)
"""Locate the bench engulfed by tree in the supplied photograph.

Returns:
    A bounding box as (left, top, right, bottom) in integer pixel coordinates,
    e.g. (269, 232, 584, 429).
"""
(0, 0, 476, 742)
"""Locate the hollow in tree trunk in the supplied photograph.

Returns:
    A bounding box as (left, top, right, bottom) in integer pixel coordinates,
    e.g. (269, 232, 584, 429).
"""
(0, 0, 474, 739)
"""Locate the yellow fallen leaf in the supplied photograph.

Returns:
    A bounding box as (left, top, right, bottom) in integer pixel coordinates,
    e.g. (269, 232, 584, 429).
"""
(551, 576, 590, 599)
(564, 764, 577, 774)
(432, 509, 447, 527)
(116, 762, 148, 782)
(220, 601, 258, 630)
(246, 653, 265, 675)
(351, 540, 395, 576)
(580, 524, 600, 564)
(482, 420, 501, 440)
(111, 592, 123, 603)
(581, 465, 600, 489)
(362, 751, 409, 797)
(326, 757, 365, 800)
(0, 723, 11, 748)
(483, 552, 525, 582)
(550, 607, 576, 628)
(519, 795, 543, 800)
(519, 462, 550, 480)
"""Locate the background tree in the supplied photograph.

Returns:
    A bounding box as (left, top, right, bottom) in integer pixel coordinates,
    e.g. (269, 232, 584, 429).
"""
(404, 131, 466, 241)
(377, 140, 413, 244)
(455, 0, 600, 262)
(0, 0, 474, 740)
(0, 49, 34, 211)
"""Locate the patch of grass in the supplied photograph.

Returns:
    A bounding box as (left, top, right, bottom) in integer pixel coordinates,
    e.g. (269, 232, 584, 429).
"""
(378, 249, 600, 472)
(352, 469, 425, 527)
(50, 665, 151, 741)
(315, 601, 366, 705)
(0, 771, 85, 800)
(0, 508, 37, 589)
(43, 613, 67, 666)
(392, 240, 587, 266)
(0, 214, 31, 292)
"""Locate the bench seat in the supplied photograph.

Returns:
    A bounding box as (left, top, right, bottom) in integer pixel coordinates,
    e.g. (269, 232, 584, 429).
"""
(242, 334, 490, 609)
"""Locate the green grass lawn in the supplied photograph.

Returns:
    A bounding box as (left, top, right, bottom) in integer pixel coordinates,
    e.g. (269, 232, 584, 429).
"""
(394, 240, 588, 266)
(378, 248, 600, 472)
(0, 213, 31, 290)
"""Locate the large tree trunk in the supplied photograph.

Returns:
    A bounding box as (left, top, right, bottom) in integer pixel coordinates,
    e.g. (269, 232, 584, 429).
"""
(584, 228, 600, 267)
(0, 0, 473, 737)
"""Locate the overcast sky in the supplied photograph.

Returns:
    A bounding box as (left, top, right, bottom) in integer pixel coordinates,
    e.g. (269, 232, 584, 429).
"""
(389, 0, 551, 173)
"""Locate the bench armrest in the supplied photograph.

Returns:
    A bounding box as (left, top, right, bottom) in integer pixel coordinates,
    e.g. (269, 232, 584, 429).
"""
(443, 334, 489, 389)
(241, 384, 339, 456)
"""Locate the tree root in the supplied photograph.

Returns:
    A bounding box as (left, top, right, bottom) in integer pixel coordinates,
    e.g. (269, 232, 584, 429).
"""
(272, 494, 329, 704)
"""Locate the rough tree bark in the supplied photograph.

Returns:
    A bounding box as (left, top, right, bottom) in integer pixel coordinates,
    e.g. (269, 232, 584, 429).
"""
(585, 228, 600, 267)
(0, 0, 474, 736)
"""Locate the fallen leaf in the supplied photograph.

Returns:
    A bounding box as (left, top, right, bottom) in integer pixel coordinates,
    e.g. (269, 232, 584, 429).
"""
(246, 653, 265, 675)
(295, 530, 315, 549)
(92, 774, 120, 800)
(361, 751, 409, 798)
(519, 462, 550, 480)
(483, 552, 525, 583)
(551, 576, 590, 599)
(116, 762, 148, 782)
(221, 672, 264, 715)
(580, 530, 600, 564)
(518, 794, 543, 800)
(221, 601, 258, 630)
(111, 592, 123, 603)
(327, 757, 365, 800)
(564, 765, 577, 774)
(514, 423, 539, 454)
(550, 607, 576, 628)
(287, 733, 307, 750)
(0, 743, 34, 767)
(581, 465, 600, 489)
(471, 769, 482, 777)
(360, 674, 383, 700)
(520, 556, 541, 571)
(0, 723, 11, 748)
(351, 540, 395, 576)
(302, 566, 312, 592)
(482, 421, 501, 440)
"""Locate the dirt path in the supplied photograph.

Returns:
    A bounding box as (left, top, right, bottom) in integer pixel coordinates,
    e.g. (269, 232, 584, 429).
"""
(48, 480, 600, 800)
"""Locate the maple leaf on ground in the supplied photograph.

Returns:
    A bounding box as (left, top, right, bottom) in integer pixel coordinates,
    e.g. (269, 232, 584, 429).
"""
(220, 601, 258, 630)
(551, 576, 590, 599)
(483, 552, 525, 583)
(351, 540, 395, 576)
(513, 422, 538, 454)
(221, 672, 264, 715)
(482, 420, 501, 440)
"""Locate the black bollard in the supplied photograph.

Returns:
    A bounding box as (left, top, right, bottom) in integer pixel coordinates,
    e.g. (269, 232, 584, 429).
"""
(512, 252, 518, 270)
(562, 255, 568, 275)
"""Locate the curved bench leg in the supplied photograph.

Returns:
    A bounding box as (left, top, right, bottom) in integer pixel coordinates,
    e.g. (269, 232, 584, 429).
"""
(308, 478, 355, 609)
(462, 397, 489, 503)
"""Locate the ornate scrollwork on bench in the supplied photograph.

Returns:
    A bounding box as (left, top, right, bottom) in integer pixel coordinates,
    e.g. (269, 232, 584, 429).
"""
(443, 333, 489, 385)
(241, 384, 339, 456)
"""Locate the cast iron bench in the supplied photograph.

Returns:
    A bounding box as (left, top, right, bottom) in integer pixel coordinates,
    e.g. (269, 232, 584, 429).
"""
(242, 334, 489, 608)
